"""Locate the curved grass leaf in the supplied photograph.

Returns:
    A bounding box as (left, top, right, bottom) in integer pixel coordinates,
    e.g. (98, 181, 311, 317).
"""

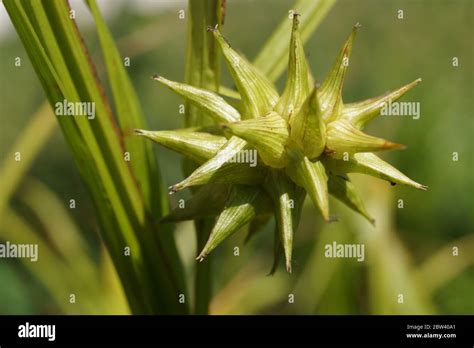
(4, 0, 188, 314)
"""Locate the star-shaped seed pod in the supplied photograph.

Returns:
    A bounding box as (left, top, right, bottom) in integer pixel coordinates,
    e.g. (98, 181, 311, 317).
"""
(136, 14, 426, 273)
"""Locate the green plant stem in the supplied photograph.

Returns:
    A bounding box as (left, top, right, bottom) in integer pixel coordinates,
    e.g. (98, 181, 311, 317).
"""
(0, 101, 56, 217)
(185, 0, 223, 314)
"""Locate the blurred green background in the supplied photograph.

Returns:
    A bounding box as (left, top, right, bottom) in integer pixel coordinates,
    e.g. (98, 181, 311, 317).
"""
(0, 0, 472, 314)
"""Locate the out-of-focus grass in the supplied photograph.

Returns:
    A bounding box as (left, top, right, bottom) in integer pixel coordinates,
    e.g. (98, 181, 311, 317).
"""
(1, 191, 129, 314)
(0, 101, 56, 216)
(0, 104, 128, 314)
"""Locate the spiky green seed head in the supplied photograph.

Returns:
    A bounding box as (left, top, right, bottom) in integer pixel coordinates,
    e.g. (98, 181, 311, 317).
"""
(136, 13, 426, 273)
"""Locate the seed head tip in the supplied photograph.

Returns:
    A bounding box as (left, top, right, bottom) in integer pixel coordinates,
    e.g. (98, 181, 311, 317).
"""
(168, 185, 178, 195)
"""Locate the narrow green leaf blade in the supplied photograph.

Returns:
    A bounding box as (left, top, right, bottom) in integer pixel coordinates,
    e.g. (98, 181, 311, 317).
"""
(0, 102, 56, 217)
(274, 13, 310, 120)
(87, 4, 190, 300)
(87, 0, 170, 219)
(5, 0, 189, 314)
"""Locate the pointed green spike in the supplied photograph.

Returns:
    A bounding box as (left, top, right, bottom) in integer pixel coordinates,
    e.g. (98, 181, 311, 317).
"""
(244, 212, 272, 244)
(286, 154, 330, 222)
(171, 161, 265, 193)
(326, 119, 405, 156)
(323, 152, 428, 190)
(169, 137, 266, 192)
(209, 27, 279, 119)
(289, 87, 326, 159)
(135, 129, 227, 164)
(274, 13, 310, 120)
(265, 170, 306, 273)
(161, 184, 232, 223)
(328, 174, 375, 225)
(223, 111, 289, 168)
(342, 78, 422, 129)
(319, 23, 361, 121)
(152, 75, 240, 123)
(196, 186, 268, 260)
